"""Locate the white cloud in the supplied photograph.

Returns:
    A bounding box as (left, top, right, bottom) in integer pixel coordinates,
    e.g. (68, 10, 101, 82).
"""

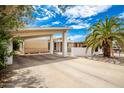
(44, 8, 55, 18)
(66, 18, 82, 24)
(69, 23, 90, 29)
(52, 6, 63, 15)
(35, 6, 56, 21)
(118, 12, 124, 18)
(68, 35, 87, 41)
(52, 21, 61, 25)
(64, 5, 112, 18)
(36, 16, 49, 21)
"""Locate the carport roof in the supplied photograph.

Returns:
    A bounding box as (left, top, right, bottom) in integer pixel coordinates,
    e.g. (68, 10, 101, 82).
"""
(18, 27, 71, 31)
(11, 27, 71, 38)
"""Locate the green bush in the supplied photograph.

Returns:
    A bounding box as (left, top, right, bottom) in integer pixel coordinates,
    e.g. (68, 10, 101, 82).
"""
(0, 31, 11, 70)
(0, 61, 6, 70)
(13, 37, 22, 51)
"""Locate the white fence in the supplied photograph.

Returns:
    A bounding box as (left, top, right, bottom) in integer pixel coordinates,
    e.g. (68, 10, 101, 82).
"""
(71, 47, 102, 57)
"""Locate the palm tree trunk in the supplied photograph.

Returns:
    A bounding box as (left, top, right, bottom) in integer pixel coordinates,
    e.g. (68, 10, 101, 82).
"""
(103, 41, 111, 57)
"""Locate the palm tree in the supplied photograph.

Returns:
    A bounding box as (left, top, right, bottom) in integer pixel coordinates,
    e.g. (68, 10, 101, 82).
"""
(85, 16, 124, 57)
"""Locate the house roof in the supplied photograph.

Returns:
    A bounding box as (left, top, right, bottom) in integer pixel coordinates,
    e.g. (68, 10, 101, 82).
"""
(11, 27, 72, 39)
(18, 27, 71, 31)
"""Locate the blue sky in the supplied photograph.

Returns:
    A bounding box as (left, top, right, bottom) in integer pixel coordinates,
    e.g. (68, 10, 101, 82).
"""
(27, 5, 124, 42)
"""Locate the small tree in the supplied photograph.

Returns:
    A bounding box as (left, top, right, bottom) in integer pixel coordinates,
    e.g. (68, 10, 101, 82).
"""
(0, 6, 35, 70)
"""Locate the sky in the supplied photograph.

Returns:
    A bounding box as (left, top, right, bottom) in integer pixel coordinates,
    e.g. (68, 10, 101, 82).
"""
(27, 5, 124, 42)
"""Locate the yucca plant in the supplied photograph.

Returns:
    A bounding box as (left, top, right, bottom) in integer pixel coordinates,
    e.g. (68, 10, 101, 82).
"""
(85, 16, 124, 57)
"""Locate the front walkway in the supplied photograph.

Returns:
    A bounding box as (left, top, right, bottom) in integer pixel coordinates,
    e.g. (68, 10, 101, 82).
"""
(1, 54, 124, 88)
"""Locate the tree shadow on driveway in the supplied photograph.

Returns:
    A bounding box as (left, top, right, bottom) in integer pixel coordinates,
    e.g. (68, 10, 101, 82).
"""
(0, 54, 76, 88)
(11, 54, 77, 70)
(0, 68, 46, 88)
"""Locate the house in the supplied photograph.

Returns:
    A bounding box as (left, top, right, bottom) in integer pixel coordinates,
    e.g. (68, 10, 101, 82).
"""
(18, 37, 87, 54)
(7, 27, 71, 64)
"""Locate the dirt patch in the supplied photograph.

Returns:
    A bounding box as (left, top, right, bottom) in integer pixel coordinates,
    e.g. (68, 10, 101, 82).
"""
(83, 55, 124, 65)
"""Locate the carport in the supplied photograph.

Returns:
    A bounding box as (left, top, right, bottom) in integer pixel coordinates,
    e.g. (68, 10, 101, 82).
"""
(7, 27, 71, 64)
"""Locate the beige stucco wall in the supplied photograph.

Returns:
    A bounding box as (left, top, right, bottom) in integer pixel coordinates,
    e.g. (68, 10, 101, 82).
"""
(24, 39, 48, 54)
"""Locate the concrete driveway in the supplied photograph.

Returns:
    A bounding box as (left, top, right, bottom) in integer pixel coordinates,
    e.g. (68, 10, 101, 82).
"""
(3, 54, 124, 88)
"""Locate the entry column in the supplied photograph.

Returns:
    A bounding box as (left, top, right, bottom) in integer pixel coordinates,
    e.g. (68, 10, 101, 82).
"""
(19, 40, 25, 54)
(58, 42, 61, 52)
(62, 32, 67, 57)
(50, 35, 54, 54)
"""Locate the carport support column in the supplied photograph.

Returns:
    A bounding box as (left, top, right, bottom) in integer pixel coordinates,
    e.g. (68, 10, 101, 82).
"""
(62, 32, 67, 57)
(19, 40, 24, 54)
(58, 42, 61, 52)
(50, 35, 54, 54)
(6, 39, 13, 65)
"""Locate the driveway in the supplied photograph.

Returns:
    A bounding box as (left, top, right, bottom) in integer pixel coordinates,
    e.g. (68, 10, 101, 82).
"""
(2, 54, 124, 88)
